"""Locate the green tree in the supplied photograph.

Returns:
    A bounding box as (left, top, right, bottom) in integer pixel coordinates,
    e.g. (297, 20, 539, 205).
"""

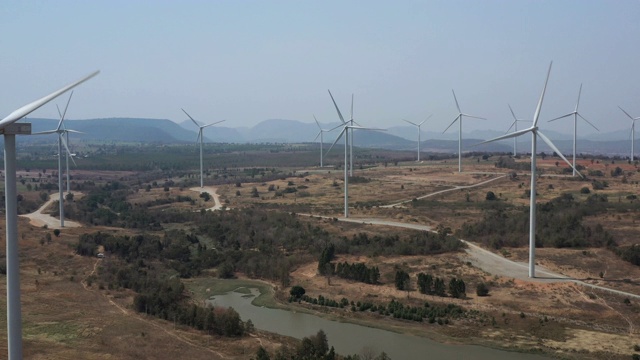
(290, 285, 305, 299)
(395, 270, 410, 291)
(485, 191, 497, 201)
(255, 346, 270, 360)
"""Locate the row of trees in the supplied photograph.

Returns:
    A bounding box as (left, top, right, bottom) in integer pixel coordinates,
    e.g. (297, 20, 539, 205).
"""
(335, 262, 380, 284)
(395, 271, 467, 299)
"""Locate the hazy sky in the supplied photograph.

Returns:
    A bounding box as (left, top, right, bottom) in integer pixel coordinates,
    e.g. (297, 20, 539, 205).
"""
(1, 1, 638, 135)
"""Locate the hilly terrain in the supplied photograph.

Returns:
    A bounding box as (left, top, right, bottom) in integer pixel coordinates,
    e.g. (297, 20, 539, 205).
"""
(10, 117, 636, 157)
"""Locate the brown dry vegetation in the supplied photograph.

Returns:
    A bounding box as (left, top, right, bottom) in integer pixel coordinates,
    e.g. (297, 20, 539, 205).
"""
(4, 154, 640, 359)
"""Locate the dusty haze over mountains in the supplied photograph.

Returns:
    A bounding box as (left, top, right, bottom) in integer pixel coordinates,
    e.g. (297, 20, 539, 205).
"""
(1, 1, 639, 137)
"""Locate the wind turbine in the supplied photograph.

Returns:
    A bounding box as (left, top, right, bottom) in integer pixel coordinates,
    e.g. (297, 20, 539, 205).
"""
(33, 92, 81, 227)
(478, 62, 580, 278)
(312, 115, 340, 167)
(328, 91, 359, 176)
(403, 115, 432, 162)
(1, 70, 99, 360)
(506, 105, 531, 156)
(618, 107, 640, 162)
(443, 90, 486, 172)
(325, 101, 384, 218)
(548, 84, 599, 176)
(181, 109, 225, 188)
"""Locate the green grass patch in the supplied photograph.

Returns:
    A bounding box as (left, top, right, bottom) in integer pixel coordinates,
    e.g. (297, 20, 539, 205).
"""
(24, 321, 80, 343)
(186, 278, 277, 308)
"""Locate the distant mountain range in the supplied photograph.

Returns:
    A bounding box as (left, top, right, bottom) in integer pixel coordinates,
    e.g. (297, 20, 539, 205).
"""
(14, 117, 635, 157)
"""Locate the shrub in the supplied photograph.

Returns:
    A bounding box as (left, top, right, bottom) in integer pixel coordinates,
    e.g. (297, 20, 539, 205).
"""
(485, 191, 497, 201)
(290, 285, 306, 298)
(580, 187, 590, 194)
(476, 282, 490, 296)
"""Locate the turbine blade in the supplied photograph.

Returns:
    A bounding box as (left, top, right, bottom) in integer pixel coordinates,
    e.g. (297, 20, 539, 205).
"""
(328, 123, 344, 132)
(420, 114, 432, 125)
(60, 135, 76, 166)
(452, 89, 461, 113)
(313, 115, 321, 129)
(182, 108, 200, 127)
(352, 120, 362, 127)
(505, 120, 516, 134)
(548, 113, 574, 122)
(578, 113, 599, 131)
(537, 130, 583, 178)
(59, 90, 74, 128)
(461, 113, 486, 120)
(349, 126, 386, 131)
(56, 104, 63, 121)
(325, 127, 347, 157)
(575, 83, 582, 111)
(31, 130, 58, 135)
(350, 93, 354, 122)
(65, 129, 84, 134)
(403, 119, 418, 127)
(477, 127, 533, 146)
(0, 70, 99, 128)
(533, 61, 553, 127)
(618, 106, 636, 120)
(328, 90, 346, 124)
(443, 116, 460, 133)
(508, 104, 518, 121)
(202, 119, 225, 129)
(313, 131, 321, 142)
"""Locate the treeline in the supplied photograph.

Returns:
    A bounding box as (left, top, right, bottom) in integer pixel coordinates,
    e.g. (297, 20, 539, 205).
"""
(335, 262, 380, 284)
(332, 230, 465, 258)
(290, 287, 464, 325)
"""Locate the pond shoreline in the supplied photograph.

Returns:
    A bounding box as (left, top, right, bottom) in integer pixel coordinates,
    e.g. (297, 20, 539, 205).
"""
(186, 277, 558, 359)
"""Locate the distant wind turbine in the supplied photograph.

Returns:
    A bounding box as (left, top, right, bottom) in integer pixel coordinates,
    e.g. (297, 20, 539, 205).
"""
(478, 62, 580, 278)
(312, 115, 340, 167)
(32, 91, 81, 228)
(618, 106, 640, 162)
(2, 70, 99, 360)
(506, 105, 531, 156)
(326, 102, 384, 218)
(403, 115, 432, 162)
(548, 84, 599, 176)
(443, 90, 486, 172)
(182, 109, 225, 188)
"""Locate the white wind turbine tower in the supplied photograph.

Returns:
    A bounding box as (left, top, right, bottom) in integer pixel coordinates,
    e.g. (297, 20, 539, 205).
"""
(33, 91, 79, 227)
(325, 102, 384, 218)
(443, 90, 486, 172)
(506, 105, 531, 156)
(479, 62, 580, 278)
(181, 109, 225, 188)
(548, 84, 599, 176)
(618, 107, 640, 162)
(403, 115, 432, 162)
(1, 70, 99, 360)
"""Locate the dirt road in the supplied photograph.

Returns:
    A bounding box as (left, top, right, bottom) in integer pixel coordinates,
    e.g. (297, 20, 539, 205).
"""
(21, 192, 83, 229)
(382, 174, 507, 208)
(190, 186, 224, 211)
